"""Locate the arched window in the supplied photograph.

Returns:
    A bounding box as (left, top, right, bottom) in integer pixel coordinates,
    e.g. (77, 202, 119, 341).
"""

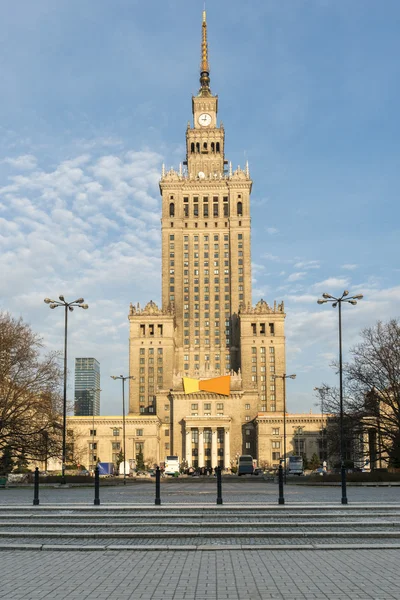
(211, 142, 215, 152)
(216, 142, 220, 152)
(203, 142, 207, 150)
(169, 203, 175, 217)
(237, 201, 243, 216)
(196, 142, 200, 153)
(191, 143, 195, 153)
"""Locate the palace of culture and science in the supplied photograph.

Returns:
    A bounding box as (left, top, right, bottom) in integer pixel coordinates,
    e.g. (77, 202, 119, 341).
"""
(67, 11, 325, 471)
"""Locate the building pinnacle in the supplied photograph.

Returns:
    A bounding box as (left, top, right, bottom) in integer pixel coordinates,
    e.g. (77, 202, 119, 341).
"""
(199, 9, 211, 96)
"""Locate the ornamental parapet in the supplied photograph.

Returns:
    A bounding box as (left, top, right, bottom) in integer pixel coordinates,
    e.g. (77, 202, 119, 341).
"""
(240, 299, 285, 315)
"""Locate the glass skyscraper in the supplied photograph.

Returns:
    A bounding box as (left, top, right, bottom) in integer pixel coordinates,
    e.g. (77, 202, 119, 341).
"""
(74, 358, 100, 416)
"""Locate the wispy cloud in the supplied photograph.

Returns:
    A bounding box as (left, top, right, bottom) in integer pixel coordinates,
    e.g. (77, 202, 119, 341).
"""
(266, 227, 279, 235)
(287, 271, 307, 282)
(294, 260, 320, 270)
(312, 277, 350, 291)
(341, 264, 358, 271)
(3, 154, 37, 170)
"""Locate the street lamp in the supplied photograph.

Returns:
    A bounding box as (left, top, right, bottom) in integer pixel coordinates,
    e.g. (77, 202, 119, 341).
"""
(317, 290, 363, 504)
(274, 373, 296, 482)
(87, 388, 102, 471)
(314, 386, 330, 466)
(44, 295, 88, 484)
(110, 374, 135, 485)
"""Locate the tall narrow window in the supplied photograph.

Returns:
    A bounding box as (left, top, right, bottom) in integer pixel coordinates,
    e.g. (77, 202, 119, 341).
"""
(169, 203, 174, 217)
(237, 201, 243, 216)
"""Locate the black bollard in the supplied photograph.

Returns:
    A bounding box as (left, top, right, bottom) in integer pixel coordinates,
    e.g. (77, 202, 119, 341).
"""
(155, 466, 161, 505)
(278, 463, 285, 505)
(94, 466, 100, 506)
(33, 467, 39, 506)
(216, 466, 223, 505)
(341, 464, 348, 505)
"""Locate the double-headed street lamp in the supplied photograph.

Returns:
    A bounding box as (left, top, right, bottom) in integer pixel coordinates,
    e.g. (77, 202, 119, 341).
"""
(317, 290, 363, 504)
(110, 374, 135, 484)
(44, 295, 89, 484)
(274, 373, 296, 482)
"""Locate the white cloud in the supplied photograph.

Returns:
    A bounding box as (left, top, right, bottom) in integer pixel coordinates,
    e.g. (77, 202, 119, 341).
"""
(266, 227, 279, 235)
(3, 154, 37, 170)
(294, 260, 320, 270)
(287, 271, 306, 282)
(312, 277, 350, 291)
(341, 264, 358, 271)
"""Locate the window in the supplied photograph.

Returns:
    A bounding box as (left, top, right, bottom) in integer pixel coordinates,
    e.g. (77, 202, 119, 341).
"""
(89, 442, 97, 450)
(272, 428, 280, 435)
(216, 403, 224, 411)
(204, 403, 211, 411)
(113, 428, 120, 436)
(272, 452, 280, 460)
(245, 442, 251, 449)
(89, 429, 96, 436)
(191, 403, 198, 410)
(246, 429, 251, 436)
(245, 415, 250, 421)
(112, 442, 120, 450)
(165, 429, 170, 437)
(272, 441, 280, 449)
(136, 429, 143, 436)
(245, 403, 250, 410)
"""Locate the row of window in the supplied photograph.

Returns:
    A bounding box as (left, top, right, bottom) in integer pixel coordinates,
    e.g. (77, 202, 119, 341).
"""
(89, 428, 143, 437)
(169, 200, 242, 218)
(170, 233, 242, 243)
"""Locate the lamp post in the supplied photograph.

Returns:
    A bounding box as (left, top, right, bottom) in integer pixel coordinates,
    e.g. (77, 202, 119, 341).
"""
(44, 296, 88, 484)
(314, 386, 329, 466)
(274, 373, 296, 482)
(317, 290, 363, 504)
(110, 375, 135, 485)
(87, 388, 102, 471)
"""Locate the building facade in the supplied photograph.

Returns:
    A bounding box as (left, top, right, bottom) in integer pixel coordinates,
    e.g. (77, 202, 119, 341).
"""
(128, 11, 287, 470)
(63, 11, 329, 474)
(74, 358, 100, 416)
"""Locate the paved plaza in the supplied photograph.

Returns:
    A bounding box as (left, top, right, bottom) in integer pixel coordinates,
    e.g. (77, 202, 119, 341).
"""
(1, 479, 399, 505)
(1, 481, 399, 599)
(1, 547, 400, 599)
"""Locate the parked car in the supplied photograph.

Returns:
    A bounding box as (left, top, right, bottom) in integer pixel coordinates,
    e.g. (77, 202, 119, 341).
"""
(312, 467, 327, 476)
(253, 468, 264, 476)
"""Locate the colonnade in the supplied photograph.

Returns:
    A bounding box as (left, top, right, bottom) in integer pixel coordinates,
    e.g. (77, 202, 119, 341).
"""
(185, 426, 230, 469)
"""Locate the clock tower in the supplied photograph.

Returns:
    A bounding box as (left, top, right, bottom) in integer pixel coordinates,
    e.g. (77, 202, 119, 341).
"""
(187, 11, 225, 179)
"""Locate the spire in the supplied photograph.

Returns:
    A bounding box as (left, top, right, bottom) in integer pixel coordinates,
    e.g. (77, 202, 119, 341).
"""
(199, 9, 211, 96)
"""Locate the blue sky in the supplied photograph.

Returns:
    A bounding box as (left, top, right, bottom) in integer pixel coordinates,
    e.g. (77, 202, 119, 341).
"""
(1, 0, 399, 416)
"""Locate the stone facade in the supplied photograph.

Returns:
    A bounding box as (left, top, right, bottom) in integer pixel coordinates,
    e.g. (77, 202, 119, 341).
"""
(64, 11, 328, 473)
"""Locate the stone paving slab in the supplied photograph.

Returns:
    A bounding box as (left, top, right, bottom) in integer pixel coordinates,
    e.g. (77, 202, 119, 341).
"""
(0, 548, 399, 599)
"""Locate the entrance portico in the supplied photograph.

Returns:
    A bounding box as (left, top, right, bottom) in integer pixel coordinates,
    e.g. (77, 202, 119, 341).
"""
(184, 416, 231, 469)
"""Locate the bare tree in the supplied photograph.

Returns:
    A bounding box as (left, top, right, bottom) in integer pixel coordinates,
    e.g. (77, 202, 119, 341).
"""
(318, 319, 400, 468)
(0, 312, 63, 464)
(344, 319, 400, 467)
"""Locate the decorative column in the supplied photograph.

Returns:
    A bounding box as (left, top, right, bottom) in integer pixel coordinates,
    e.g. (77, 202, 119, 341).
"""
(211, 427, 218, 468)
(185, 428, 192, 468)
(224, 428, 230, 470)
(198, 428, 204, 468)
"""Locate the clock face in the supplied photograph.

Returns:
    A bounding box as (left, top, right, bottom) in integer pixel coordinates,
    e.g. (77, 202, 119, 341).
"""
(198, 171, 205, 179)
(198, 113, 212, 127)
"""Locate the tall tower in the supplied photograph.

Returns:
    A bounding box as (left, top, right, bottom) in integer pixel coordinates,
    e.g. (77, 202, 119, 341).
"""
(129, 11, 286, 468)
(160, 9, 252, 376)
(74, 358, 100, 416)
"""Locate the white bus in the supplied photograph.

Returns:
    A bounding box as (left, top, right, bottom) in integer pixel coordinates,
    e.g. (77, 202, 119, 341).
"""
(164, 455, 180, 476)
